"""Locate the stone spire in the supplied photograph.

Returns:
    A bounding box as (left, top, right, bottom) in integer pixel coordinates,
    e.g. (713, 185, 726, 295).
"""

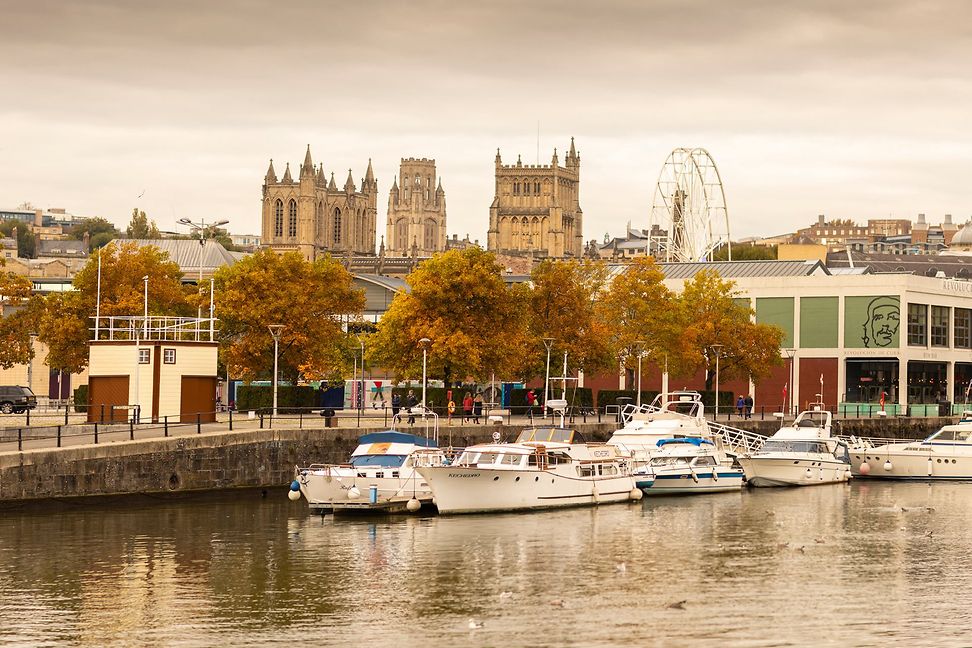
(344, 169, 356, 192)
(316, 163, 325, 185)
(568, 137, 576, 158)
(301, 145, 314, 177)
(495, 148, 502, 166)
(364, 158, 375, 187)
(328, 172, 337, 191)
(391, 175, 399, 191)
(436, 177, 444, 194)
(551, 148, 558, 166)
(281, 162, 293, 183)
(264, 159, 277, 183)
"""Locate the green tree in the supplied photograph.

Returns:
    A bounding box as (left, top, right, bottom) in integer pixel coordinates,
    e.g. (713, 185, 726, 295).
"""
(126, 208, 161, 239)
(214, 249, 365, 382)
(712, 243, 777, 261)
(675, 269, 784, 386)
(39, 242, 191, 373)
(368, 248, 531, 384)
(69, 217, 120, 250)
(0, 221, 36, 258)
(0, 262, 38, 369)
(528, 259, 614, 377)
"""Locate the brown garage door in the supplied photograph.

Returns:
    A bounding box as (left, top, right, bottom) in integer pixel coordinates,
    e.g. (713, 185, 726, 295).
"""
(87, 376, 130, 423)
(181, 376, 217, 423)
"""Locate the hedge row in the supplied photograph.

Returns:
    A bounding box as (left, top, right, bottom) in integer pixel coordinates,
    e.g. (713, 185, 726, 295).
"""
(236, 385, 319, 412)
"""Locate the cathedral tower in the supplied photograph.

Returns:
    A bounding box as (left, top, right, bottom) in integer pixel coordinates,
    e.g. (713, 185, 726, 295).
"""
(386, 158, 447, 256)
(487, 138, 583, 258)
(261, 146, 378, 260)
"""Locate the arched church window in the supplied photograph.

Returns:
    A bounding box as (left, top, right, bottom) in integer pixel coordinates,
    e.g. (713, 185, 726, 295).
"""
(288, 199, 297, 237)
(274, 200, 284, 237)
(333, 208, 342, 244)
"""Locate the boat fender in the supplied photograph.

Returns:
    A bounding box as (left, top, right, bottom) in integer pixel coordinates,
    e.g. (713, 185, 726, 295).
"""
(287, 481, 301, 501)
(859, 462, 871, 475)
(690, 471, 699, 483)
(347, 485, 361, 500)
(711, 471, 718, 482)
(290, 480, 301, 492)
(883, 460, 893, 472)
(406, 497, 421, 512)
(629, 488, 643, 501)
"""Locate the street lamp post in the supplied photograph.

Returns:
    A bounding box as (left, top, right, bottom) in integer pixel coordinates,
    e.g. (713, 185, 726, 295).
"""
(359, 336, 365, 412)
(711, 344, 724, 419)
(27, 333, 37, 393)
(633, 340, 646, 407)
(542, 337, 555, 414)
(419, 338, 431, 409)
(178, 217, 229, 331)
(783, 348, 795, 416)
(268, 325, 284, 417)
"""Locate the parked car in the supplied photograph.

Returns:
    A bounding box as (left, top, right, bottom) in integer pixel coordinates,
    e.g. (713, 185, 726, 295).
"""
(0, 386, 37, 414)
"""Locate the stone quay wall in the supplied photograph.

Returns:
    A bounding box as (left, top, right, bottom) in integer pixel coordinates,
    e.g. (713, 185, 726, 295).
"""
(0, 417, 948, 503)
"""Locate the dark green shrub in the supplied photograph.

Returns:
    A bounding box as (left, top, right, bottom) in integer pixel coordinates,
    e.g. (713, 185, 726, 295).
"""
(595, 389, 659, 408)
(236, 385, 318, 412)
(73, 384, 88, 413)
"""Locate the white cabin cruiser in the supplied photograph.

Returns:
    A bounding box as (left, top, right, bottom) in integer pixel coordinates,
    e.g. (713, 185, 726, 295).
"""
(850, 416, 972, 480)
(636, 437, 745, 495)
(737, 407, 851, 487)
(607, 392, 712, 468)
(293, 431, 446, 513)
(416, 427, 641, 515)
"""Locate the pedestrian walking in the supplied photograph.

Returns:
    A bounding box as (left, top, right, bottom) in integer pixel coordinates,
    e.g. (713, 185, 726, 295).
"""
(473, 391, 484, 424)
(744, 394, 754, 420)
(392, 392, 401, 417)
(406, 389, 418, 426)
(447, 397, 456, 426)
(526, 389, 537, 420)
(736, 395, 745, 417)
(462, 391, 473, 423)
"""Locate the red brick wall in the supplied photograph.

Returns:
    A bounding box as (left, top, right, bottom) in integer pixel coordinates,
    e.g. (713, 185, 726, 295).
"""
(755, 362, 790, 412)
(798, 357, 839, 410)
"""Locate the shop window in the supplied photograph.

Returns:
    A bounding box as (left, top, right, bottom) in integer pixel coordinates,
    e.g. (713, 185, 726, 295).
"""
(956, 309, 972, 349)
(908, 303, 927, 346)
(931, 306, 949, 347)
(163, 348, 177, 364)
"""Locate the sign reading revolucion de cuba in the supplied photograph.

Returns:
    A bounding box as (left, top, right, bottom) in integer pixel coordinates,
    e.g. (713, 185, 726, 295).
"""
(843, 296, 900, 349)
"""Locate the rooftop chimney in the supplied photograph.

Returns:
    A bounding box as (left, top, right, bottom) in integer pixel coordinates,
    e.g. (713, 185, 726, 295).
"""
(918, 213, 926, 224)
(817, 214, 825, 226)
(945, 214, 953, 224)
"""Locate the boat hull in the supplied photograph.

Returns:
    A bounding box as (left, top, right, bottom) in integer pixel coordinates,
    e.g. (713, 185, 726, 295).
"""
(850, 445, 972, 480)
(298, 468, 432, 513)
(418, 466, 636, 514)
(738, 457, 851, 487)
(642, 470, 744, 494)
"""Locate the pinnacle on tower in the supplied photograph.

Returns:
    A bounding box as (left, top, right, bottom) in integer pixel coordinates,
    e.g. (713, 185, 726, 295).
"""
(495, 148, 502, 165)
(328, 172, 337, 191)
(364, 158, 375, 185)
(282, 162, 293, 183)
(552, 148, 558, 165)
(265, 159, 277, 183)
(301, 144, 314, 176)
(436, 177, 444, 193)
(517, 154, 522, 166)
(344, 168, 356, 192)
(317, 163, 325, 184)
(569, 137, 576, 158)
(391, 174, 399, 191)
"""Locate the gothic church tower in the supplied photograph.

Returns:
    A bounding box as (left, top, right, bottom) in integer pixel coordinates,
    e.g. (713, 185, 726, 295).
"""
(487, 138, 583, 258)
(385, 158, 447, 256)
(261, 145, 378, 260)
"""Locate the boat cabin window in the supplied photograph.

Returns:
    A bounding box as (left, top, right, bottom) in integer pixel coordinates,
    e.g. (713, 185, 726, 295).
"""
(578, 465, 595, 477)
(457, 451, 481, 466)
(515, 427, 575, 444)
(350, 455, 408, 468)
(600, 464, 618, 476)
(796, 412, 828, 428)
(693, 456, 717, 466)
(501, 453, 524, 466)
(476, 452, 501, 465)
(929, 428, 972, 442)
(761, 440, 829, 454)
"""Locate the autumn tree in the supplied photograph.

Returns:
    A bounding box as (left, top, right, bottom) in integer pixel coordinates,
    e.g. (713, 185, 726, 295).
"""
(368, 248, 530, 384)
(0, 221, 36, 258)
(675, 269, 784, 386)
(39, 242, 191, 373)
(596, 256, 681, 372)
(214, 249, 364, 383)
(69, 217, 120, 250)
(126, 208, 161, 239)
(527, 259, 614, 377)
(0, 262, 38, 369)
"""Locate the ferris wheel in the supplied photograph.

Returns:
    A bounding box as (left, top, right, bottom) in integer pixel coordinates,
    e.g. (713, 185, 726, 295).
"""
(649, 148, 730, 262)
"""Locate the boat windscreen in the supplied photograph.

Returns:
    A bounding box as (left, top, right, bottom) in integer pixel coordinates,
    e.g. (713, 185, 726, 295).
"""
(515, 427, 574, 443)
(349, 455, 408, 468)
(760, 440, 829, 454)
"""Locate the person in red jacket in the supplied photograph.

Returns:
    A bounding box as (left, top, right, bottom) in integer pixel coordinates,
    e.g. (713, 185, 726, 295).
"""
(462, 391, 473, 423)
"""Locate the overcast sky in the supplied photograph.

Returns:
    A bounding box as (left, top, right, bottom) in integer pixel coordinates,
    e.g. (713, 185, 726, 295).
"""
(3, 0, 972, 244)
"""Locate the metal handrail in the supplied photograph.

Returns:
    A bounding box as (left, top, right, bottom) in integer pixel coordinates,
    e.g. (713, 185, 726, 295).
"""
(706, 419, 770, 454)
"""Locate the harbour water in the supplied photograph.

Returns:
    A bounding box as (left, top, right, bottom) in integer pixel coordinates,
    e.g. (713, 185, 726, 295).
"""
(2, 483, 971, 647)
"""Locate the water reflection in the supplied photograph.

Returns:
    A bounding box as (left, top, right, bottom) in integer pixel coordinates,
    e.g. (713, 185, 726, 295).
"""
(2, 484, 972, 647)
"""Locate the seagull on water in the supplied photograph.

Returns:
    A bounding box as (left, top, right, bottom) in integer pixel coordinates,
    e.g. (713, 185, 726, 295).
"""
(468, 619, 485, 630)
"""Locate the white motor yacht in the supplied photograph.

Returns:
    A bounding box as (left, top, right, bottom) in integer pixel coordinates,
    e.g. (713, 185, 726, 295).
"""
(293, 431, 446, 513)
(849, 416, 972, 480)
(636, 437, 745, 495)
(607, 392, 712, 468)
(737, 406, 852, 487)
(416, 426, 641, 514)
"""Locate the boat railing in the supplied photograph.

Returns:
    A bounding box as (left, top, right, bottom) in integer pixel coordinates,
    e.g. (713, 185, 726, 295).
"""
(619, 402, 662, 424)
(410, 446, 464, 467)
(706, 420, 769, 455)
(839, 435, 919, 449)
(391, 407, 439, 445)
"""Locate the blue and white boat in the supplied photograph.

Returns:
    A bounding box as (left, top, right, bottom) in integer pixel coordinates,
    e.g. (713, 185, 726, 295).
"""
(635, 437, 744, 495)
(293, 431, 447, 513)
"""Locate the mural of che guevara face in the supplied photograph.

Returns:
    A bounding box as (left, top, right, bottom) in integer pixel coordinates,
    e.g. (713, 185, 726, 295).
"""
(863, 296, 899, 347)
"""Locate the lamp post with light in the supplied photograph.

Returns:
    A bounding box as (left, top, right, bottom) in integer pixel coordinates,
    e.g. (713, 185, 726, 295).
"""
(177, 217, 229, 326)
(542, 337, 555, 415)
(419, 337, 431, 410)
(633, 340, 646, 407)
(268, 325, 284, 417)
(710, 344, 723, 419)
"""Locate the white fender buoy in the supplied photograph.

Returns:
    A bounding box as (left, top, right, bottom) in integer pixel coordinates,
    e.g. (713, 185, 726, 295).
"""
(288, 489, 301, 501)
(406, 497, 421, 512)
(347, 485, 361, 500)
(629, 488, 643, 501)
(690, 471, 699, 483)
(859, 462, 871, 475)
(711, 470, 719, 482)
(593, 482, 600, 504)
(883, 460, 893, 472)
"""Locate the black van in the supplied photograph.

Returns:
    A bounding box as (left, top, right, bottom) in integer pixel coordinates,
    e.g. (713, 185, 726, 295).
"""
(0, 386, 37, 414)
